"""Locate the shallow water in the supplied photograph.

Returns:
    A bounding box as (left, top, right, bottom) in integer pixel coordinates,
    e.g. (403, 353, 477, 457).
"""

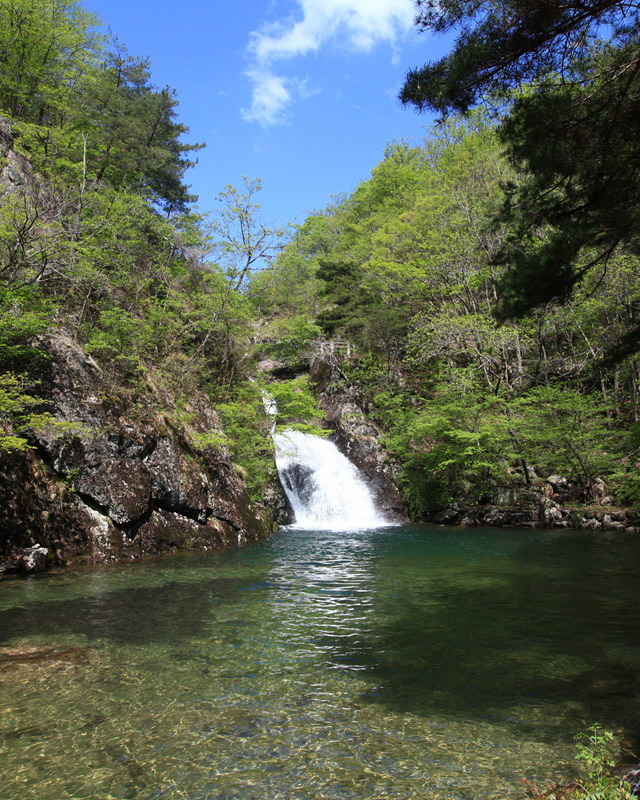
(1, 525, 639, 800)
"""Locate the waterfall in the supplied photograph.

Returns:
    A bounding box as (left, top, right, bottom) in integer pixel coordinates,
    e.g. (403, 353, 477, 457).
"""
(273, 429, 387, 530)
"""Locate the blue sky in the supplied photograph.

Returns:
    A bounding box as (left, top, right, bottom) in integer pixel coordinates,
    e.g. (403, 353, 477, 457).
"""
(85, 0, 445, 230)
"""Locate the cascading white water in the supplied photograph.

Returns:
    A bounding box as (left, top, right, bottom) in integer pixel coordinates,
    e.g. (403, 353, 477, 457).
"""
(274, 429, 387, 530)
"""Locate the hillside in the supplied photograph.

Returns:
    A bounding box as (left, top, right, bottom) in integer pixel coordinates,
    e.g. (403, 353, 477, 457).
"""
(3, 0, 640, 572)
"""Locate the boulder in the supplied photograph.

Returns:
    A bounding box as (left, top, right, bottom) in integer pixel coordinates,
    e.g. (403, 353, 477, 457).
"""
(21, 546, 49, 573)
(592, 477, 608, 501)
(546, 475, 572, 493)
(601, 514, 627, 531)
(433, 508, 461, 525)
(539, 498, 563, 526)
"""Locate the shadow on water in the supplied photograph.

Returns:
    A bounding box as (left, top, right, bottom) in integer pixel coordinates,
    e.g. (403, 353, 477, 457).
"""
(311, 527, 640, 746)
(0, 574, 259, 645)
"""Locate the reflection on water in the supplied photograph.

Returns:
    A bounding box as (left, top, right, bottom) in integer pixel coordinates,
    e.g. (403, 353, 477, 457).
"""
(1, 525, 639, 800)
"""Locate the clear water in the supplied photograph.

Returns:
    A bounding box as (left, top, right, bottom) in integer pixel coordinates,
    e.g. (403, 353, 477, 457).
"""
(1, 525, 639, 800)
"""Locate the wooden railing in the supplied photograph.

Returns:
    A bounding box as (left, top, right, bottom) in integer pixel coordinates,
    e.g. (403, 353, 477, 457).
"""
(311, 340, 354, 358)
(309, 340, 356, 372)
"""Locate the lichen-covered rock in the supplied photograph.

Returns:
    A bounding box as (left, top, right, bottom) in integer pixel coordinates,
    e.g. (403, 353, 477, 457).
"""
(0, 331, 272, 568)
(262, 477, 294, 526)
(0, 117, 32, 190)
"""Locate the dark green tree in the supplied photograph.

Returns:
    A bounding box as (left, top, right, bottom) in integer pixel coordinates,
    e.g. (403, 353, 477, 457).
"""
(78, 42, 203, 213)
(400, 1, 640, 326)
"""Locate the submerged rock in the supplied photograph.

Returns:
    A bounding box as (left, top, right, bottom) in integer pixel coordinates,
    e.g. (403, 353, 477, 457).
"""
(0, 645, 91, 667)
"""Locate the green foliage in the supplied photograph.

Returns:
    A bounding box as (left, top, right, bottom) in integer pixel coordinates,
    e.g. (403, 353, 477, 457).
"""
(216, 382, 276, 503)
(191, 430, 227, 450)
(400, 1, 640, 332)
(508, 388, 617, 493)
(0, 286, 53, 368)
(315, 255, 367, 337)
(372, 380, 617, 517)
(400, 1, 625, 115)
(380, 388, 511, 516)
(0, 372, 38, 450)
(206, 177, 283, 292)
(494, 59, 640, 320)
(0, 0, 100, 125)
(268, 375, 326, 433)
(343, 351, 392, 398)
(258, 315, 322, 365)
(85, 308, 154, 379)
(247, 212, 332, 318)
(78, 44, 202, 212)
(574, 725, 631, 800)
(607, 422, 640, 506)
(0, 0, 200, 212)
(0, 372, 79, 451)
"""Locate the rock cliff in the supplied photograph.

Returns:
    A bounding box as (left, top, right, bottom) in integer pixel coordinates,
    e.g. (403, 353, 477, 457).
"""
(428, 478, 640, 533)
(0, 332, 272, 571)
(310, 357, 406, 522)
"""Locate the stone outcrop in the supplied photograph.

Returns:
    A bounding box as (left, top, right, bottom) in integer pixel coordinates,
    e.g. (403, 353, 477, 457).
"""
(428, 481, 640, 534)
(310, 358, 406, 522)
(261, 476, 295, 526)
(0, 332, 272, 572)
(0, 117, 32, 190)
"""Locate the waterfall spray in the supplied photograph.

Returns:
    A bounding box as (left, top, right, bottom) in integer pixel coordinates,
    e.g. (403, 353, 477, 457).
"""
(274, 430, 387, 530)
(260, 382, 386, 531)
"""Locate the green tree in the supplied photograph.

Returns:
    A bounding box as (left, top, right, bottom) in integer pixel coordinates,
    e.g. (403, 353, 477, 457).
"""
(0, 0, 100, 125)
(400, 1, 640, 325)
(77, 42, 202, 212)
(380, 387, 510, 516)
(257, 315, 322, 365)
(247, 213, 333, 318)
(207, 177, 283, 292)
(509, 386, 616, 493)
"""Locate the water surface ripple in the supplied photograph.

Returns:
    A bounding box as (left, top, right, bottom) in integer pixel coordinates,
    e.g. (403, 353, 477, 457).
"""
(1, 525, 639, 799)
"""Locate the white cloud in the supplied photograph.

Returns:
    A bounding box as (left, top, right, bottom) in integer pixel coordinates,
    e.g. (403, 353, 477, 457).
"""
(242, 0, 415, 126)
(241, 70, 292, 126)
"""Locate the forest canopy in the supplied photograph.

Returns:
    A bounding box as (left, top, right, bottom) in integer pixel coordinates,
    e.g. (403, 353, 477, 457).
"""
(251, 112, 640, 515)
(0, 0, 201, 213)
(401, 1, 640, 324)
